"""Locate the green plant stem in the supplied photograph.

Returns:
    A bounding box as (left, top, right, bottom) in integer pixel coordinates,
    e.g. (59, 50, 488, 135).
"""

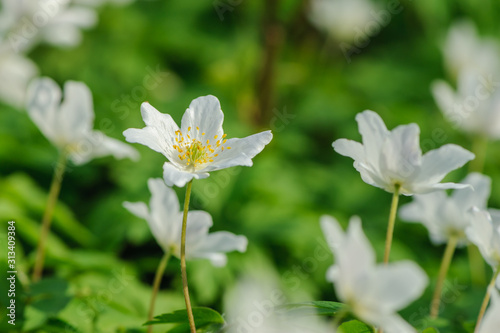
(32, 153, 67, 282)
(384, 184, 400, 264)
(475, 266, 500, 333)
(181, 180, 196, 333)
(147, 251, 171, 333)
(430, 235, 459, 318)
(468, 244, 486, 286)
(468, 135, 488, 286)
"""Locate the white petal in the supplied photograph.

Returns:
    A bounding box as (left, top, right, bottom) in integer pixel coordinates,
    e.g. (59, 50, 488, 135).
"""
(320, 215, 345, 252)
(192, 232, 248, 267)
(431, 80, 457, 120)
(411, 181, 472, 194)
(124, 102, 180, 158)
(122, 201, 149, 220)
(466, 209, 497, 267)
(0, 53, 38, 108)
(416, 144, 475, 185)
(123, 127, 165, 155)
(204, 130, 273, 171)
(162, 162, 209, 187)
(332, 138, 365, 162)
(379, 124, 422, 182)
(451, 173, 491, 210)
(70, 131, 140, 164)
(181, 95, 224, 139)
(59, 81, 95, 143)
(370, 313, 417, 333)
(362, 261, 428, 313)
(355, 110, 389, 165)
(197, 231, 248, 253)
(148, 178, 180, 224)
(26, 77, 61, 145)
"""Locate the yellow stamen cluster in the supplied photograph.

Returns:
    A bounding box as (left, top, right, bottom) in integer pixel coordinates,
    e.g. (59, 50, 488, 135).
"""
(172, 128, 230, 169)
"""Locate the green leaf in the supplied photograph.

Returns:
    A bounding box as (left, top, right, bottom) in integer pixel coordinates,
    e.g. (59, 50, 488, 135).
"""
(422, 328, 440, 333)
(39, 318, 81, 333)
(28, 278, 72, 315)
(278, 301, 346, 316)
(338, 320, 374, 333)
(144, 307, 224, 333)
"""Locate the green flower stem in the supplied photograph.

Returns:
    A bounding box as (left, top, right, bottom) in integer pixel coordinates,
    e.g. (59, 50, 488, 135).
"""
(468, 135, 488, 286)
(475, 266, 500, 333)
(147, 251, 171, 333)
(469, 135, 488, 174)
(384, 184, 400, 264)
(430, 235, 459, 318)
(468, 244, 486, 286)
(32, 153, 67, 282)
(181, 180, 196, 333)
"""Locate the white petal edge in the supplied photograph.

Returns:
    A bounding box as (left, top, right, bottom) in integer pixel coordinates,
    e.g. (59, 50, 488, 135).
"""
(162, 162, 209, 187)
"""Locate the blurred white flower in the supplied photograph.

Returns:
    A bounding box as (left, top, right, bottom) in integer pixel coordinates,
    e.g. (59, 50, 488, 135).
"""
(26, 77, 139, 165)
(224, 278, 331, 333)
(332, 110, 475, 195)
(442, 20, 500, 79)
(466, 208, 500, 273)
(478, 290, 500, 333)
(432, 70, 500, 139)
(3, 0, 97, 53)
(123, 96, 273, 187)
(309, 0, 379, 41)
(320, 215, 428, 333)
(123, 178, 247, 266)
(0, 51, 38, 108)
(399, 173, 491, 246)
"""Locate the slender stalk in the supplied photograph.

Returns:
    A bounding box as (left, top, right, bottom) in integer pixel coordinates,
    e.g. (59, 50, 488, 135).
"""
(430, 235, 459, 318)
(469, 135, 488, 174)
(474, 266, 500, 333)
(468, 135, 488, 286)
(147, 251, 171, 333)
(32, 153, 67, 282)
(468, 244, 486, 286)
(181, 180, 196, 333)
(383, 184, 400, 264)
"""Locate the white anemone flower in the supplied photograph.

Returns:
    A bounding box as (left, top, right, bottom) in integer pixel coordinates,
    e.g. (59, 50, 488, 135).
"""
(320, 215, 428, 333)
(123, 95, 273, 187)
(224, 278, 332, 333)
(466, 208, 500, 276)
(309, 0, 379, 42)
(432, 70, 500, 140)
(442, 20, 500, 79)
(26, 77, 139, 165)
(123, 178, 248, 266)
(332, 110, 475, 195)
(399, 173, 491, 246)
(0, 51, 38, 109)
(478, 290, 500, 333)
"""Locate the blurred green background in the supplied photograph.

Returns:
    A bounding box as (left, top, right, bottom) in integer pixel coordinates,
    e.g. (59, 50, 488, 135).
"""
(2, 0, 500, 332)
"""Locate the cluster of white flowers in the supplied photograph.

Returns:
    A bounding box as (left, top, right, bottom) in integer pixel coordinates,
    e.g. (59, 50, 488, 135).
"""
(0, 0, 135, 109)
(432, 20, 500, 139)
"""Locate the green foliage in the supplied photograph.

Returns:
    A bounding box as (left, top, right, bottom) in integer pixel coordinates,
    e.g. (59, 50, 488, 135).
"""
(145, 307, 224, 333)
(279, 301, 346, 316)
(338, 320, 374, 333)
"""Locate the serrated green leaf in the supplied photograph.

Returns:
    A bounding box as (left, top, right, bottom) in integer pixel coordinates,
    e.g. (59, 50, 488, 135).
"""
(144, 307, 224, 333)
(278, 301, 346, 316)
(338, 320, 374, 333)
